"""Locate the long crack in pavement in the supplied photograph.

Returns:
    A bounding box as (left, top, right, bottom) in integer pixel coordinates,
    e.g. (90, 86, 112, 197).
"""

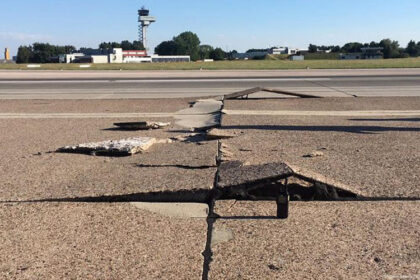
(2, 93, 419, 279)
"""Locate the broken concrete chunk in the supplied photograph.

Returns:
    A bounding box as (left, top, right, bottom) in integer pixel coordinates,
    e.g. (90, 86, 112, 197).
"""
(218, 161, 294, 190)
(303, 151, 324, 158)
(57, 137, 156, 156)
(114, 121, 170, 130)
(206, 128, 236, 140)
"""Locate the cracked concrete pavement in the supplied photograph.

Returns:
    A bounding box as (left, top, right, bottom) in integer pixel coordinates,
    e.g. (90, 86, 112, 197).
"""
(210, 201, 420, 280)
(0, 203, 208, 280)
(1, 83, 420, 279)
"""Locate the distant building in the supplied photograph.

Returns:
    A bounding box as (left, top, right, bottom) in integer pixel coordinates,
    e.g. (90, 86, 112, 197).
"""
(340, 47, 383, 60)
(233, 51, 269, 60)
(360, 47, 383, 59)
(122, 50, 148, 63)
(233, 46, 303, 60)
(151, 55, 190, 63)
(269, 47, 300, 55)
(270, 47, 288, 55)
(340, 53, 362, 60)
(4, 48, 10, 60)
(59, 53, 85, 63)
(290, 55, 304, 61)
(59, 48, 189, 64)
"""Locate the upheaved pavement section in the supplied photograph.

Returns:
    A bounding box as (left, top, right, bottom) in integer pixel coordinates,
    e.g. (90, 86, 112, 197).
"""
(220, 97, 420, 198)
(0, 203, 207, 279)
(210, 201, 420, 280)
(175, 99, 223, 131)
(217, 161, 293, 198)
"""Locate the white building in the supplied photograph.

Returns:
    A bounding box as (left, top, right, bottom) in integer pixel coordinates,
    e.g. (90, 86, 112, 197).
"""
(269, 47, 301, 55)
(60, 53, 84, 63)
(151, 55, 190, 63)
(109, 48, 123, 63)
(59, 48, 190, 64)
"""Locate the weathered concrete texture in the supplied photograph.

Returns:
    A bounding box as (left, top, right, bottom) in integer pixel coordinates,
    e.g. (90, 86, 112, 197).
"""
(211, 201, 420, 280)
(0, 98, 195, 114)
(0, 203, 207, 279)
(131, 202, 209, 218)
(0, 118, 216, 201)
(224, 96, 420, 111)
(57, 137, 157, 156)
(220, 115, 420, 198)
(218, 161, 293, 189)
(137, 141, 217, 168)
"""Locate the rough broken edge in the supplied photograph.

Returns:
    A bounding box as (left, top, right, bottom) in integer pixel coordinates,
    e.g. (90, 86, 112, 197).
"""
(57, 137, 157, 157)
(286, 162, 363, 198)
(113, 121, 170, 130)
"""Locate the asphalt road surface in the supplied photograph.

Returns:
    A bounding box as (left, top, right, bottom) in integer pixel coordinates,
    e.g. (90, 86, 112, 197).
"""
(0, 69, 419, 99)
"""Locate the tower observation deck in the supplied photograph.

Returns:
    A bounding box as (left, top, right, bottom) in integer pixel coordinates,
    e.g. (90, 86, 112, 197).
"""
(138, 7, 156, 52)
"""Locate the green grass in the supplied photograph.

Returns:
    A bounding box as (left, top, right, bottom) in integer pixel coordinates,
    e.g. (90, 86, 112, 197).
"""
(1, 57, 420, 70)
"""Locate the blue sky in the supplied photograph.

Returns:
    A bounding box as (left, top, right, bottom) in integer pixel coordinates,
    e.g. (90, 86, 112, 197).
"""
(1, 0, 420, 56)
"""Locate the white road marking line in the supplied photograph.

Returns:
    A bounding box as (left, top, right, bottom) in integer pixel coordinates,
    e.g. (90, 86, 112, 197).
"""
(0, 78, 332, 84)
(2, 110, 420, 119)
(0, 113, 177, 119)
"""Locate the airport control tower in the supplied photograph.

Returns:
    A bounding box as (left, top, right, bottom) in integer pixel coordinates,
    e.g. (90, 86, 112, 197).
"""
(138, 6, 156, 52)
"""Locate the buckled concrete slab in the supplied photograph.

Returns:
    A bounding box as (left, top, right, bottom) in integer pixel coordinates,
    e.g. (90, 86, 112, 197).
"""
(218, 161, 293, 190)
(210, 201, 420, 280)
(219, 114, 420, 198)
(0, 203, 207, 279)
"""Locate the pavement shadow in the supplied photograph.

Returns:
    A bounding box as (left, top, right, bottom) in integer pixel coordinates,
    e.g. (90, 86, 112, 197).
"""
(2, 189, 212, 204)
(223, 125, 420, 134)
(135, 163, 214, 169)
(348, 118, 420, 122)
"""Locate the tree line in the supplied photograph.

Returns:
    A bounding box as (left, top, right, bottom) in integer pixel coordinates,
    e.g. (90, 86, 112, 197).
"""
(16, 34, 420, 63)
(16, 44, 76, 63)
(154, 31, 234, 61)
(16, 40, 144, 63)
(308, 39, 420, 58)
